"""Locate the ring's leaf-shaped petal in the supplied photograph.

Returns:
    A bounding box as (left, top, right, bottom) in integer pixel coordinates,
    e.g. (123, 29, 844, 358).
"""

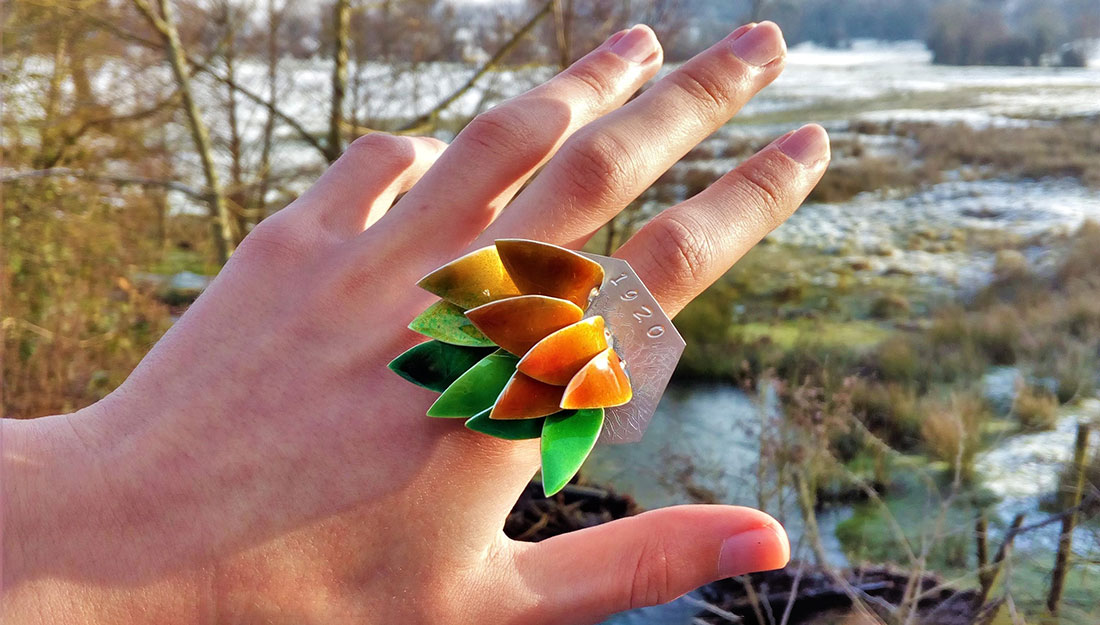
(427, 351, 518, 417)
(540, 408, 605, 496)
(417, 245, 520, 309)
(490, 371, 565, 420)
(496, 239, 604, 309)
(466, 408, 545, 440)
(560, 348, 633, 409)
(517, 316, 609, 386)
(388, 341, 495, 393)
(409, 300, 495, 347)
(465, 295, 583, 356)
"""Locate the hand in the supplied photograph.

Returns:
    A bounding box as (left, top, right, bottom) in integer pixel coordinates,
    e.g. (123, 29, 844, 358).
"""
(3, 22, 828, 624)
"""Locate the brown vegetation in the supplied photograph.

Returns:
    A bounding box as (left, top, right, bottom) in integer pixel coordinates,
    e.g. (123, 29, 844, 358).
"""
(1013, 383, 1059, 431)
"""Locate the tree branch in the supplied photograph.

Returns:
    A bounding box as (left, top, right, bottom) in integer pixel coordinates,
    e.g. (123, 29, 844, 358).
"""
(326, 0, 351, 161)
(1, 167, 209, 200)
(395, 0, 554, 133)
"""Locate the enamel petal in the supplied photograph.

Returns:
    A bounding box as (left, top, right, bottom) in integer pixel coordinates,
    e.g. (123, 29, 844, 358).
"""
(495, 239, 604, 308)
(517, 316, 609, 386)
(465, 295, 583, 356)
(388, 341, 495, 393)
(560, 348, 633, 409)
(408, 300, 494, 347)
(540, 408, 605, 496)
(427, 351, 518, 417)
(417, 245, 521, 309)
(490, 371, 565, 420)
(466, 408, 545, 440)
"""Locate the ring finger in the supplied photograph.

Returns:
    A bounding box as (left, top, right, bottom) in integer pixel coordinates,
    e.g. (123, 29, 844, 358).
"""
(617, 123, 831, 317)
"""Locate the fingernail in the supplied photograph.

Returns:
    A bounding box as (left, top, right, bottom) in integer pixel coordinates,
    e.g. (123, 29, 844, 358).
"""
(729, 21, 786, 67)
(777, 124, 830, 167)
(609, 24, 658, 64)
(718, 524, 790, 578)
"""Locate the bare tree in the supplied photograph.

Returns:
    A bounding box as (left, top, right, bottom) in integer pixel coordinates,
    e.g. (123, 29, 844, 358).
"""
(256, 0, 284, 222)
(397, 0, 554, 133)
(133, 0, 236, 263)
(327, 0, 351, 162)
(212, 0, 250, 240)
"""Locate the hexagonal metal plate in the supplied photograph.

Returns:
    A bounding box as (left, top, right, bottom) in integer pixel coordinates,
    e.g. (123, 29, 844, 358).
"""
(580, 252, 685, 444)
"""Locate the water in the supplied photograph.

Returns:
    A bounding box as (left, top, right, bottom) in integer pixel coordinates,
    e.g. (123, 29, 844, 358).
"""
(975, 398, 1100, 555)
(593, 382, 1100, 624)
(586, 384, 851, 563)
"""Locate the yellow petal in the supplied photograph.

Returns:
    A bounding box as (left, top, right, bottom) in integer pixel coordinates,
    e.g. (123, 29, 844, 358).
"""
(417, 246, 520, 309)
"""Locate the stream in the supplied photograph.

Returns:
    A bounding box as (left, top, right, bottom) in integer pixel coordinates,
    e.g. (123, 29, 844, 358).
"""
(592, 381, 1100, 624)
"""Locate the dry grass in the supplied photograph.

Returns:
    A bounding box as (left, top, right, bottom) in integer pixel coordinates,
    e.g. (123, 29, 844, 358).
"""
(920, 391, 990, 481)
(1013, 384, 1059, 431)
(2, 178, 176, 417)
(849, 379, 922, 450)
(808, 156, 933, 203)
(907, 119, 1100, 188)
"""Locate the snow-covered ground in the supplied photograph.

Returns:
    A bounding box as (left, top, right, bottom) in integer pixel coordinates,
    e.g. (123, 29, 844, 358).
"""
(769, 178, 1100, 288)
(6, 40, 1099, 242)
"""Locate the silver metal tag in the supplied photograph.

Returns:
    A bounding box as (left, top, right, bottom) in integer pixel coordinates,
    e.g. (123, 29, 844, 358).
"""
(581, 253, 685, 444)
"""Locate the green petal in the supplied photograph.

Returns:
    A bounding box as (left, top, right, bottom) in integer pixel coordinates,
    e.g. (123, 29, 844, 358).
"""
(540, 408, 605, 496)
(409, 300, 495, 347)
(427, 351, 518, 417)
(388, 341, 494, 393)
(465, 408, 544, 440)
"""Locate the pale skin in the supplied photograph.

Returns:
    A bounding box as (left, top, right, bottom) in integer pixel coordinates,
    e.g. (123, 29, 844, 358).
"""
(2, 22, 830, 624)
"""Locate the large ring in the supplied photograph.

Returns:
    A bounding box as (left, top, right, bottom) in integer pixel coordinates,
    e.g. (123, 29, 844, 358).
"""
(389, 239, 684, 496)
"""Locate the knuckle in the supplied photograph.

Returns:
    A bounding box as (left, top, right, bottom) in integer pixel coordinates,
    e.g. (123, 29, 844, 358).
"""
(556, 131, 636, 203)
(628, 533, 677, 610)
(561, 58, 619, 102)
(344, 133, 418, 172)
(461, 105, 536, 155)
(667, 63, 737, 117)
(647, 214, 712, 286)
(731, 161, 792, 230)
(236, 214, 313, 262)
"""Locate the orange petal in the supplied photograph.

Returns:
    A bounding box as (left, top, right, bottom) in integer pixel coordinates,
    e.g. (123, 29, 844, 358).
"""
(465, 295, 583, 356)
(495, 239, 605, 309)
(517, 316, 609, 386)
(417, 246, 520, 309)
(490, 372, 564, 420)
(561, 348, 633, 409)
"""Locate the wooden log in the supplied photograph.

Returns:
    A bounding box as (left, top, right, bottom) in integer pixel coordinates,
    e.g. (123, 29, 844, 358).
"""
(1046, 422, 1091, 615)
(975, 515, 991, 593)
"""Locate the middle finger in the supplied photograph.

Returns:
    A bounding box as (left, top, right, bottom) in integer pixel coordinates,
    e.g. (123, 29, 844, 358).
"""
(479, 21, 787, 247)
(364, 25, 663, 273)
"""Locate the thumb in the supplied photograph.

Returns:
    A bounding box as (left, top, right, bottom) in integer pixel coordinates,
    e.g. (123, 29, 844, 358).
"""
(514, 504, 789, 624)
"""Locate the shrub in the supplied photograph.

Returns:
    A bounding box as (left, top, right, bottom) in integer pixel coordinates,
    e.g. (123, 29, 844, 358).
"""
(1058, 220, 1100, 287)
(875, 337, 920, 383)
(1013, 384, 1059, 431)
(993, 249, 1030, 283)
(972, 305, 1022, 365)
(850, 379, 922, 450)
(920, 391, 990, 482)
(869, 293, 911, 320)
